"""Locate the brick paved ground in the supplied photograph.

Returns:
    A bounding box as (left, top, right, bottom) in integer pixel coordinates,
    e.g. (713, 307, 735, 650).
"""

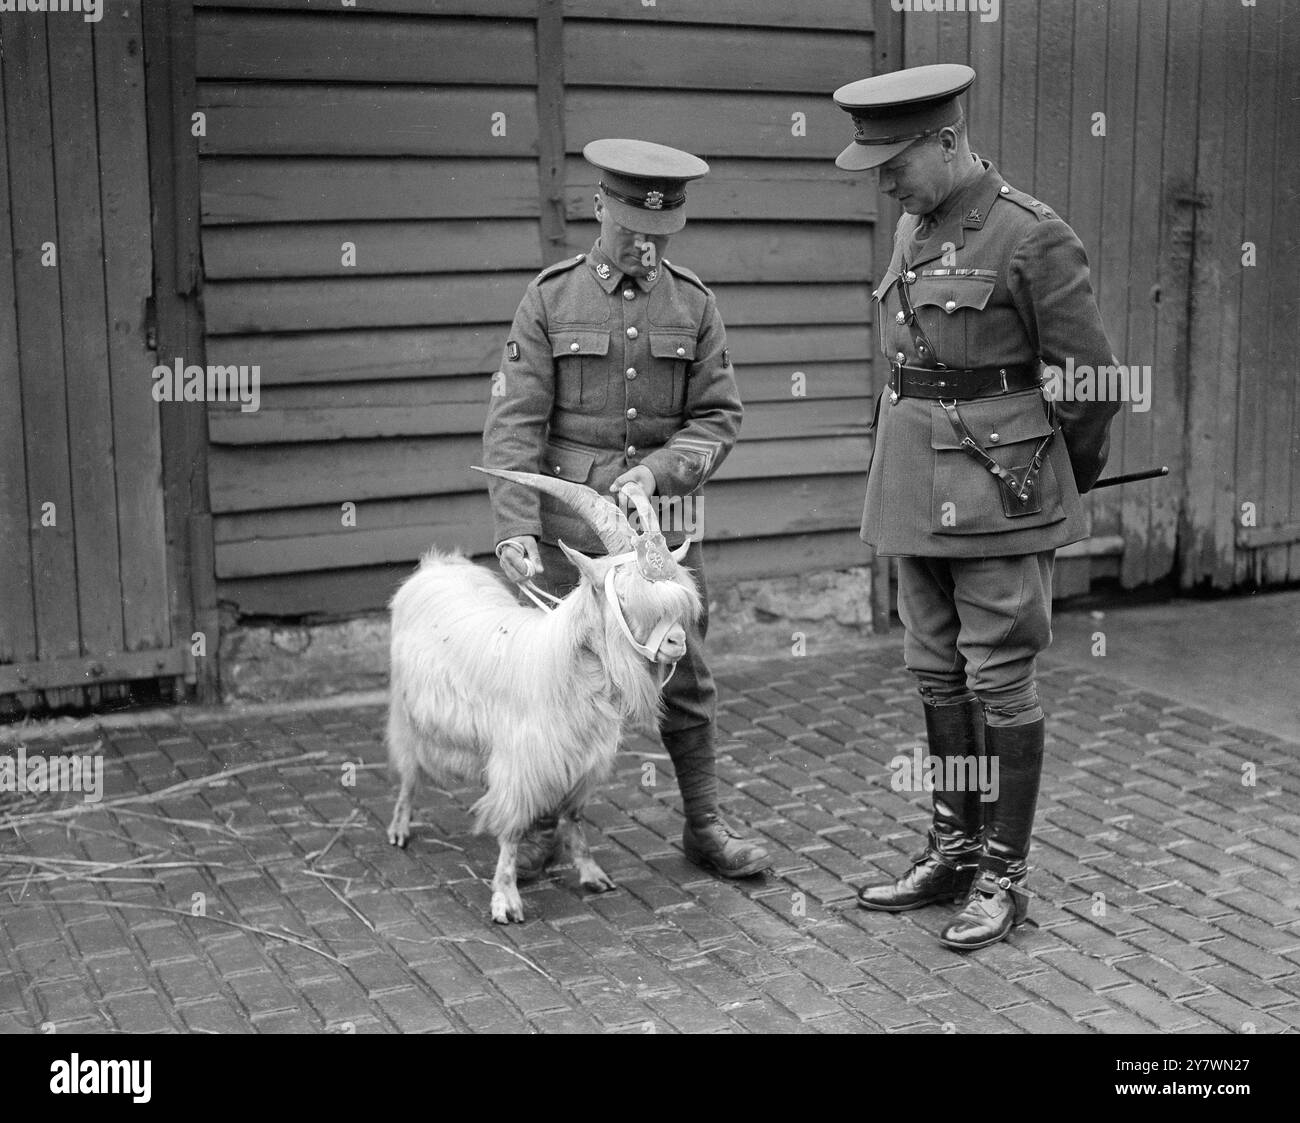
(1, 643, 1298, 1034)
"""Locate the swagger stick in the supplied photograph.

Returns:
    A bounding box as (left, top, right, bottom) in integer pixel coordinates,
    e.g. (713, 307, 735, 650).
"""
(1092, 465, 1170, 489)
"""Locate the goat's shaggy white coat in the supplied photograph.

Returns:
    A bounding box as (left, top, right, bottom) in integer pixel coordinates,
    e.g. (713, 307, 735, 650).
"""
(386, 548, 700, 923)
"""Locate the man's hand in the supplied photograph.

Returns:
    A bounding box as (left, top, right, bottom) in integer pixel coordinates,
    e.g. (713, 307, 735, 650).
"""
(495, 535, 543, 584)
(609, 465, 656, 498)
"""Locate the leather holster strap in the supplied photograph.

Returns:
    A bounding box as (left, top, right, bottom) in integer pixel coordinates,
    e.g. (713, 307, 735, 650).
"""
(889, 361, 1041, 400)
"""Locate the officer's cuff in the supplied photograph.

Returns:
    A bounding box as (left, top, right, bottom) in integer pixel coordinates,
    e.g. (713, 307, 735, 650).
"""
(639, 450, 699, 496)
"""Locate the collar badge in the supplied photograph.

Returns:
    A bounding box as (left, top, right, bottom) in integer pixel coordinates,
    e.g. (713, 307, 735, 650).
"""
(595, 262, 611, 279)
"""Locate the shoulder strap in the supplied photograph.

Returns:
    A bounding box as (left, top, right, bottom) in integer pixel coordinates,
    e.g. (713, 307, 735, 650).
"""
(662, 259, 710, 293)
(536, 254, 585, 284)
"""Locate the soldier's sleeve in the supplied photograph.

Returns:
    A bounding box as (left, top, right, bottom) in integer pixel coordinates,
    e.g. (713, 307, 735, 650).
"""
(640, 291, 743, 497)
(481, 282, 554, 543)
(1009, 219, 1122, 494)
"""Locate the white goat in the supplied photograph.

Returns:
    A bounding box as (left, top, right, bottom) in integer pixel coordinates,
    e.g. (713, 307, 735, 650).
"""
(386, 468, 701, 923)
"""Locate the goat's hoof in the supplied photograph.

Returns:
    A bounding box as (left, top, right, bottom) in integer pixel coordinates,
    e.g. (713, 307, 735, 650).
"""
(491, 892, 525, 924)
(386, 826, 409, 848)
(579, 869, 616, 893)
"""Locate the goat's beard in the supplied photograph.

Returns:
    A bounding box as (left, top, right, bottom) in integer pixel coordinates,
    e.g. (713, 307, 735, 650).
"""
(594, 609, 668, 731)
(597, 572, 701, 728)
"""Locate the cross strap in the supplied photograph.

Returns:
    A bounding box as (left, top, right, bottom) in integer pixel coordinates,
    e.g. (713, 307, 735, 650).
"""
(938, 399, 1054, 505)
(894, 258, 946, 369)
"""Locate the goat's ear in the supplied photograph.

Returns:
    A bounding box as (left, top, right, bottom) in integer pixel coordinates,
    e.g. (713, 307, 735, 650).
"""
(557, 540, 601, 586)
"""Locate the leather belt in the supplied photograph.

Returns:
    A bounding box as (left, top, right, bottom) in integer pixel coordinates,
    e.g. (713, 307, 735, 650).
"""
(888, 361, 1041, 401)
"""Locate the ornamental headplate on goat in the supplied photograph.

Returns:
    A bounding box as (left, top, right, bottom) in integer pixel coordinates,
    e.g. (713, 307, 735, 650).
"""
(471, 466, 683, 581)
(618, 481, 677, 582)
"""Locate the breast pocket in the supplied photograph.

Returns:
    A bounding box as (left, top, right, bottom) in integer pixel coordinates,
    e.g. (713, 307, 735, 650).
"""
(540, 437, 595, 484)
(911, 274, 996, 365)
(550, 329, 610, 412)
(929, 392, 1065, 535)
(648, 330, 695, 415)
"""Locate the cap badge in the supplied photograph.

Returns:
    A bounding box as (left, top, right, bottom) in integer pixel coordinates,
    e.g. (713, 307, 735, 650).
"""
(596, 262, 611, 279)
(644, 190, 664, 210)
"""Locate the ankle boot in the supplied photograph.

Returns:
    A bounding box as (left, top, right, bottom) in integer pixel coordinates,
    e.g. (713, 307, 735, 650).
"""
(682, 813, 771, 878)
(939, 868, 1032, 949)
(939, 718, 1044, 949)
(856, 827, 980, 910)
(664, 725, 772, 879)
(858, 698, 985, 911)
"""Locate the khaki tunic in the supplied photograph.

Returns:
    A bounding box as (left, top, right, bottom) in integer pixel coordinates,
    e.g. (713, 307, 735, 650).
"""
(483, 244, 741, 555)
(863, 159, 1121, 558)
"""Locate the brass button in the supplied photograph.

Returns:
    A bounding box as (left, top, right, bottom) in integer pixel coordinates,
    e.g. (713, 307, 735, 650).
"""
(1000, 185, 1010, 194)
(553, 464, 562, 473)
(626, 407, 637, 420)
(676, 346, 686, 357)
(626, 326, 638, 339)
(626, 445, 637, 457)
(895, 311, 906, 324)
(944, 299, 957, 312)
(626, 367, 637, 379)
(904, 270, 917, 283)
(989, 432, 1000, 443)
(623, 289, 635, 300)
(896, 351, 906, 362)
(569, 341, 580, 352)
(889, 391, 899, 404)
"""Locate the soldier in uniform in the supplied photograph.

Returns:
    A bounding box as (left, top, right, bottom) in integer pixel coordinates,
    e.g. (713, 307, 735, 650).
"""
(831, 65, 1121, 949)
(482, 138, 771, 882)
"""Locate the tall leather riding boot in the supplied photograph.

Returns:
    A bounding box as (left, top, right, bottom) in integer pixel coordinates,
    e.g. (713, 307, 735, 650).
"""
(940, 717, 1044, 949)
(665, 725, 771, 879)
(858, 698, 985, 911)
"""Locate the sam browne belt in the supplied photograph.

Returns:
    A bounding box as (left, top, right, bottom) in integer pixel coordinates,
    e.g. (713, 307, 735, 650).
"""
(889, 256, 1053, 516)
(888, 361, 1041, 400)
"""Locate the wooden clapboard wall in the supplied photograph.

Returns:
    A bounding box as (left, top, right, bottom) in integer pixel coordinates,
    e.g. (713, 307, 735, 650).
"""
(0, 3, 187, 708)
(899, 0, 1300, 593)
(194, 0, 880, 619)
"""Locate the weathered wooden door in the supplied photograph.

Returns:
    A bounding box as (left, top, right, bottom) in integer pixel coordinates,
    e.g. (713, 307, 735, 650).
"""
(0, 3, 192, 709)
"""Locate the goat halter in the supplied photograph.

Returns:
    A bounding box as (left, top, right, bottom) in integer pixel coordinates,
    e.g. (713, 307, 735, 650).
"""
(603, 553, 681, 666)
(514, 551, 681, 671)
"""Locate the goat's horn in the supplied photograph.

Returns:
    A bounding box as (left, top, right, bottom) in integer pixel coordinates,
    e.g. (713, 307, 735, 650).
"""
(620, 482, 661, 537)
(471, 466, 635, 554)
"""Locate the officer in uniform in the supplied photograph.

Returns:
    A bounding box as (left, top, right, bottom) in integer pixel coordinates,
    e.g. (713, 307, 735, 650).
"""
(482, 138, 771, 882)
(832, 65, 1121, 949)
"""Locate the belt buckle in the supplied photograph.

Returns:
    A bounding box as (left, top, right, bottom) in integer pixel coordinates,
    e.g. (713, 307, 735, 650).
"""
(888, 359, 902, 403)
